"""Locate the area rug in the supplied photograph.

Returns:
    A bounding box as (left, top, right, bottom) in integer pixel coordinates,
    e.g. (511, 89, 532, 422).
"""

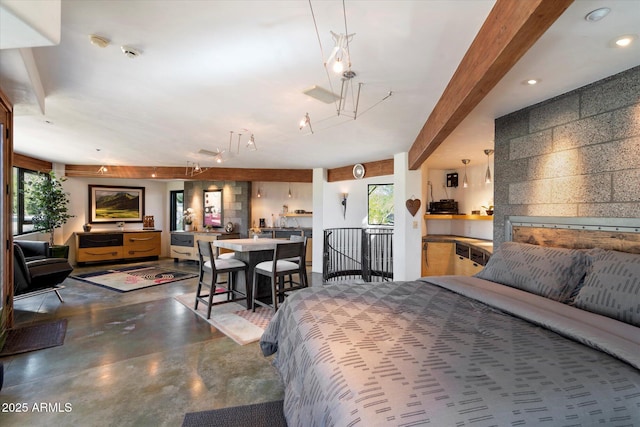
(174, 292, 274, 345)
(182, 400, 285, 427)
(0, 319, 68, 357)
(72, 265, 197, 292)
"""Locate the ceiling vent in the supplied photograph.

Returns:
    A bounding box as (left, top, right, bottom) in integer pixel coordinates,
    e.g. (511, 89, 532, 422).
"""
(302, 85, 340, 104)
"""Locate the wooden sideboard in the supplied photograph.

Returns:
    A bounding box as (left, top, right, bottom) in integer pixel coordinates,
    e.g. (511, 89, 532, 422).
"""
(76, 230, 162, 265)
(170, 231, 239, 261)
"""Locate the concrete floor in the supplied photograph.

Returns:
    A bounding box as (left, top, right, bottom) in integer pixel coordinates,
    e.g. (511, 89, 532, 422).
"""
(0, 258, 319, 426)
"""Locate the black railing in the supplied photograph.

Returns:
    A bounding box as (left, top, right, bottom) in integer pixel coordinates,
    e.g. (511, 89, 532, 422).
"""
(323, 228, 393, 283)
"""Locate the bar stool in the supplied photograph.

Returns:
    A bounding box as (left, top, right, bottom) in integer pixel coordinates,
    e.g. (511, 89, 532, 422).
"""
(195, 240, 247, 319)
(252, 241, 306, 312)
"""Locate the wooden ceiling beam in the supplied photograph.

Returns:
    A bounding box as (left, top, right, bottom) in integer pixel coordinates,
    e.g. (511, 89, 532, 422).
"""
(64, 165, 313, 182)
(408, 0, 573, 170)
(327, 159, 394, 182)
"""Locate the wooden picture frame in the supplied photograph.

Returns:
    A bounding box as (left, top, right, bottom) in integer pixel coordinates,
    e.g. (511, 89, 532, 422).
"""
(89, 185, 145, 223)
(203, 189, 223, 228)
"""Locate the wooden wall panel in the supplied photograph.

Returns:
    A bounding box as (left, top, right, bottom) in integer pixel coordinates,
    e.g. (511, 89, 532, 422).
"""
(13, 152, 52, 172)
(0, 87, 14, 328)
(65, 165, 313, 182)
(512, 226, 640, 254)
(327, 159, 394, 182)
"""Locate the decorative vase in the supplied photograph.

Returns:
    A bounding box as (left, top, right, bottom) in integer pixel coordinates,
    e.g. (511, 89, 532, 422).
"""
(83, 223, 92, 232)
(184, 224, 192, 232)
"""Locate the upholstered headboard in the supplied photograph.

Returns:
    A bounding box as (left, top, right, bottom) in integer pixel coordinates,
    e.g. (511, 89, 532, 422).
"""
(505, 216, 640, 254)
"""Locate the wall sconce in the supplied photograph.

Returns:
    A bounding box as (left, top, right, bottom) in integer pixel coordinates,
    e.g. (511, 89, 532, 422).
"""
(484, 149, 494, 184)
(340, 192, 348, 219)
(461, 159, 470, 188)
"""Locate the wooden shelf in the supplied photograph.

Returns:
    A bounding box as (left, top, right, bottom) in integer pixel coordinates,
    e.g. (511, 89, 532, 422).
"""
(280, 213, 312, 217)
(424, 214, 493, 221)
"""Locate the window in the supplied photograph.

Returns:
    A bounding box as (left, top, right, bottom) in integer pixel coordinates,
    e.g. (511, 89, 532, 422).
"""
(12, 167, 45, 236)
(368, 184, 394, 226)
(169, 190, 184, 231)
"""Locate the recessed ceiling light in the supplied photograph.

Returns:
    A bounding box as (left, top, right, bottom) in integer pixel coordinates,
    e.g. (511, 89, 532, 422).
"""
(585, 7, 610, 22)
(613, 34, 637, 47)
(523, 78, 540, 85)
(89, 34, 110, 48)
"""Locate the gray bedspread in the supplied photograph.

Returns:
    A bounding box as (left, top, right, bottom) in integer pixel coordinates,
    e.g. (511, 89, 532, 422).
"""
(260, 276, 640, 427)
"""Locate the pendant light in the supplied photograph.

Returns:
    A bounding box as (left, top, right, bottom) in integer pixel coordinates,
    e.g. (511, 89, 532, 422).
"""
(484, 149, 494, 184)
(461, 159, 470, 188)
(288, 183, 292, 198)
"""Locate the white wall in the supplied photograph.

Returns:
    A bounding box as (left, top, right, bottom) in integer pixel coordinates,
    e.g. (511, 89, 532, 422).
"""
(425, 162, 494, 240)
(250, 181, 312, 229)
(58, 170, 169, 264)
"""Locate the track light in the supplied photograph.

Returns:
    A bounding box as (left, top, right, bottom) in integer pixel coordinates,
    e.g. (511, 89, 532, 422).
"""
(299, 113, 313, 134)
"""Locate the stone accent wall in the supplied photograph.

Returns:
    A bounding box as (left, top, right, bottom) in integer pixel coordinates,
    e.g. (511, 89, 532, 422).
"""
(493, 66, 640, 245)
(184, 180, 251, 236)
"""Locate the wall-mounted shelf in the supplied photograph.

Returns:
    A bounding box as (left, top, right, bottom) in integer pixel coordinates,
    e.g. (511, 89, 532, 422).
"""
(280, 213, 312, 217)
(424, 214, 493, 221)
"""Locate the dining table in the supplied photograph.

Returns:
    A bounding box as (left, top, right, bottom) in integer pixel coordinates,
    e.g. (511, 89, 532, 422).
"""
(213, 238, 298, 309)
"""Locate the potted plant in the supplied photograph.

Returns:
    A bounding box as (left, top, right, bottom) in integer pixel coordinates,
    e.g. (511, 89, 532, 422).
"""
(183, 208, 195, 231)
(25, 171, 74, 257)
(482, 205, 494, 216)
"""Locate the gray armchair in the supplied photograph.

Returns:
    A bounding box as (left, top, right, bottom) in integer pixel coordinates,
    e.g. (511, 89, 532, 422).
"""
(13, 240, 73, 302)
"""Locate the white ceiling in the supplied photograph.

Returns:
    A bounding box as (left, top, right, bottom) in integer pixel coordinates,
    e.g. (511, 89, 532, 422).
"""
(1, 0, 638, 172)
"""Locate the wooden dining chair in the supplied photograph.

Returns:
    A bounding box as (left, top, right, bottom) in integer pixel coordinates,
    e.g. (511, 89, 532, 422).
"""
(252, 241, 306, 312)
(285, 235, 308, 287)
(195, 240, 247, 319)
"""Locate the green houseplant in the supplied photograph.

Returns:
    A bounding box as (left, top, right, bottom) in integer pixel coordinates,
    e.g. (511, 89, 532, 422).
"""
(25, 171, 74, 257)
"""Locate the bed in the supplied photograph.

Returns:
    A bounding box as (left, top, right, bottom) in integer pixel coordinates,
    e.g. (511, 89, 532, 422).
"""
(260, 217, 640, 426)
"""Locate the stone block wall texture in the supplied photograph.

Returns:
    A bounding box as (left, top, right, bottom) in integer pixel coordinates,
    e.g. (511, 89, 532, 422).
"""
(184, 180, 251, 236)
(493, 65, 640, 245)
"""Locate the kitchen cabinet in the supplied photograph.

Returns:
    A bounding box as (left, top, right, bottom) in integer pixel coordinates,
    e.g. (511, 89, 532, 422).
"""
(421, 242, 455, 276)
(421, 236, 491, 277)
(170, 231, 239, 261)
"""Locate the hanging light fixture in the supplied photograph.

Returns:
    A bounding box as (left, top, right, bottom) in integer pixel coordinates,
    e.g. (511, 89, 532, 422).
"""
(326, 31, 354, 75)
(97, 165, 108, 174)
(461, 159, 470, 188)
(257, 187, 262, 198)
(288, 183, 292, 198)
(247, 134, 257, 151)
(484, 149, 494, 184)
(299, 113, 313, 134)
(151, 167, 157, 178)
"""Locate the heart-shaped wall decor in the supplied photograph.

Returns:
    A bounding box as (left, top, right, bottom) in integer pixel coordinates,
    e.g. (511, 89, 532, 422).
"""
(405, 198, 421, 217)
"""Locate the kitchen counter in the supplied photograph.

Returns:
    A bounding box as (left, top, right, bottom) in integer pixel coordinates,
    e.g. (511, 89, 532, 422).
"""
(422, 235, 493, 256)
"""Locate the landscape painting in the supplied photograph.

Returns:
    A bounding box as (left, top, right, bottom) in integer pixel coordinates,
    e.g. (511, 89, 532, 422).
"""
(89, 185, 145, 223)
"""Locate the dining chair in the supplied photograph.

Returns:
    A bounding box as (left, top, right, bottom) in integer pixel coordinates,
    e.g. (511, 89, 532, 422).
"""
(285, 235, 308, 287)
(195, 240, 247, 319)
(252, 241, 306, 312)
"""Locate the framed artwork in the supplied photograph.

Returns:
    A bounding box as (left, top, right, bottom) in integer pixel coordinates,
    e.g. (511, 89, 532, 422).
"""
(89, 185, 145, 223)
(368, 184, 394, 226)
(203, 189, 223, 228)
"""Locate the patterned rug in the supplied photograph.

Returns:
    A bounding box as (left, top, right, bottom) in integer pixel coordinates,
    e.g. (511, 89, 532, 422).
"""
(72, 265, 197, 292)
(174, 292, 274, 345)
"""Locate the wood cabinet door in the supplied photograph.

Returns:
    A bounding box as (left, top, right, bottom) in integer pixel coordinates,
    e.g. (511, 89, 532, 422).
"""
(421, 242, 454, 276)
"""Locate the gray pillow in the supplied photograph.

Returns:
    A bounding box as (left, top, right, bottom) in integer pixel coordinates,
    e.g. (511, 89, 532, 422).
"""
(573, 249, 640, 326)
(474, 241, 587, 302)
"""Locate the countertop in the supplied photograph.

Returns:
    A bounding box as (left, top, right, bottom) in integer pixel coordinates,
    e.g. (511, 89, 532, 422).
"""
(422, 234, 494, 255)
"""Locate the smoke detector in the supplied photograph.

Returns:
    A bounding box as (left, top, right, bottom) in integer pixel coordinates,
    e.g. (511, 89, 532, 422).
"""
(121, 46, 140, 58)
(89, 34, 110, 48)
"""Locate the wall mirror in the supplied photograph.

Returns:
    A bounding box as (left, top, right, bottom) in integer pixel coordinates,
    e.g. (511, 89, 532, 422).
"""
(368, 184, 394, 226)
(203, 189, 223, 228)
